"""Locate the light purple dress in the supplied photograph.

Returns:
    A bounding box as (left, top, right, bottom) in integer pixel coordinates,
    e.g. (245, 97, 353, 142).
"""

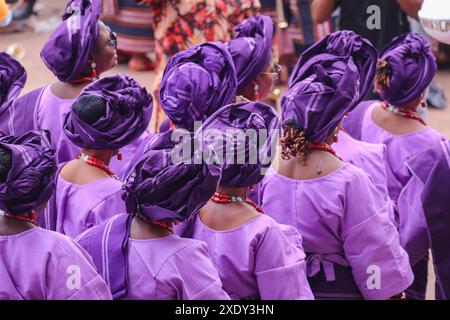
(0, 227, 112, 300)
(36, 85, 79, 164)
(122, 235, 229, 300)
(260, 164, 414, 300)
(44, 173, 125, 238)
(76, 214, 230, 300)
(334, 130, 396, 224)
(359, 102, 444, 204)
(179, 214, 314, 300)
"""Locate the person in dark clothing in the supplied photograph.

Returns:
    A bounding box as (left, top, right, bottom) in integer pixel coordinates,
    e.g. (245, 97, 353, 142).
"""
(311, 0, 422, 50)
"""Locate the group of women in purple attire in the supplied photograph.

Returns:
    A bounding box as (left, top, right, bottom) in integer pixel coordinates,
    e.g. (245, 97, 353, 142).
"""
(0, 0, 449, 300)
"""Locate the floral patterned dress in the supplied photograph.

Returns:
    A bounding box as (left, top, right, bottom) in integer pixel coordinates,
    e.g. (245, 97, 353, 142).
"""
(151, 0, 259, 66)
(148, 0, 259, 131)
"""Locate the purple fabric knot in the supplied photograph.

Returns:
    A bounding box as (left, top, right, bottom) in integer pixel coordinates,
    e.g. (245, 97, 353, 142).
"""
(0, 52, 27, 114)
(160, 42, 237, 131)
(377, 32, 436, 105)
(0, 130, 56, 215)
(326, 30, 363, 57)
(306, 253, 349, 282)
(64, 74, 152, 150)
(228, 15, 273, 91)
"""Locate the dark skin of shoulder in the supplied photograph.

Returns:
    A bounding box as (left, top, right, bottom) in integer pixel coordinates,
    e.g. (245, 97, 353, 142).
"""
(130, 216, 173, 239)
(371, 99, 427, 135)
(0, 217, 35, 236)
(0, 203, 46, 236)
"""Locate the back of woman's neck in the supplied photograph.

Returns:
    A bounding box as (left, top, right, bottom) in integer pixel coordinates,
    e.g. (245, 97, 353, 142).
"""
(50, 81, 92, 100)
(373, 102, 426, 135)
(278, 151, 343, 180)
(130, 216, 173, 239)
(216, 186, 248, 198)
(0, 217, 35, 236)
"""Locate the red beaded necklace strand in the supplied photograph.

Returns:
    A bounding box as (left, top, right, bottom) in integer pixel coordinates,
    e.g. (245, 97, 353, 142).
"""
(211, 192, 264, 213)
(382, 101, 427, 126)
(134, 213, 174, 234)
(77, 153, 118, 180)
(307, 142, 343, 161)
(69, 70, 98, 85)
(0, 209, 39, 226)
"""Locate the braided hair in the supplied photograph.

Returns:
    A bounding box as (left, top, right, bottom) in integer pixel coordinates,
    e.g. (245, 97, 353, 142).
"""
(280, 123, 309, 165)
(374, 59, 393, 93)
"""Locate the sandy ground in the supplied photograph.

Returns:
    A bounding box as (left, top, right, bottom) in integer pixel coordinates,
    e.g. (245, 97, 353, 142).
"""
(1, 0, 447, 300)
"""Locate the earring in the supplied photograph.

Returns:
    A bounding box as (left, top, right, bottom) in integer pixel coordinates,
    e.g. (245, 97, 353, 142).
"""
(91, 62, 98, 80)
(254, 82, 260, 101)
(421, 99, 427, 109)
(117, 150, 123, 161)
(333, 134, 339, 143)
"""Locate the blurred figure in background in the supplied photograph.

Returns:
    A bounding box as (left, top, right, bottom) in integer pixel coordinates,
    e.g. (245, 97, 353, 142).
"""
(8, 0, 37, 20)
(311, 0, 422, 50)
(0, 0, 13, 27)
(140, 0, 259, 131)
(102, 0, 156, 72)
(260, 0, 335, 81)
(312, 0, 422, 100)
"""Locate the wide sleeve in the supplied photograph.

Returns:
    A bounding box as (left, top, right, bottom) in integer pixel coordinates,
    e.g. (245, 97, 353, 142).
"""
(254, 225, 314, 300)
(156, 241, 230, 300)
(341, 169, 414, 300)
(87, 189, 126, 230)
(45, 238, 112, 300)
(397, 171, 430, 265)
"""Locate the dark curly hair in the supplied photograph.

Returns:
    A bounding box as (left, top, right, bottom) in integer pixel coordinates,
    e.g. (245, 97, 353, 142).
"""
(0, 147, 12, 183)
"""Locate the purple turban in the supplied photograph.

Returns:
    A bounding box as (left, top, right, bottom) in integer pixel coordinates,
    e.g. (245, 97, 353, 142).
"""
(290, 30, 377, 100)
(124, 130, 221, 223)
(41, 0, 101, 82)
(196, 101, 279, 188)
(0, 52, 27, 115)
(0, 130, 56, 215)
(228, 15, 274, 91)
(63, 74, 152, 150)
(376, 32, 437, 106)
(159, 42, 238, 131)
(282, 30, 377, 143)
(77, 131, 221, 299)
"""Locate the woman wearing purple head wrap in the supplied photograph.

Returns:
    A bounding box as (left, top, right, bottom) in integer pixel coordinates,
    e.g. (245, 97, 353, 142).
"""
(0, 52, 27, 135)
(259, 31, 413, 300)
(227, 15, 279, 102)
(343, 32, 444, 300)
(177, 101, 313, 300)
(0, 130, 112, 300)
(3, 0, 122, 166)
(159, 41, 238, 132)
(43, 74, 152, 239)
(76, 131, 229, 300)
(126, 41, 238, 183)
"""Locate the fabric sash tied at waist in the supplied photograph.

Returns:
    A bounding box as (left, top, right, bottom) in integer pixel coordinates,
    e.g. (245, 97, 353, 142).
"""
(306, 253, 350, 282)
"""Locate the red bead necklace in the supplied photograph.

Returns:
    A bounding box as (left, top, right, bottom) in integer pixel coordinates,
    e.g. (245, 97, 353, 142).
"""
(135, 213, 174, 233)
(382, 101, 427, 126)
(77, 153, 118, 180)
(69, 70, 98, 85)
(307, 142, 343, 161)
(211, 192, 264, 213)
(0, 209, 39, 226)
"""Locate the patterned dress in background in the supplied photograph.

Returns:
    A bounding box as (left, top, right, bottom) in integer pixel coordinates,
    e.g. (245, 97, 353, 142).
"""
(148, 0, 260, 131)
(101, 0, 155, 56)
